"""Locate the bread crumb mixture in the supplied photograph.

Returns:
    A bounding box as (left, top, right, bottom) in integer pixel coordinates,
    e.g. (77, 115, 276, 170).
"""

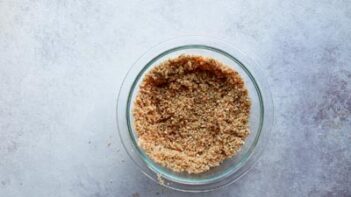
(133, 55, 251, 174)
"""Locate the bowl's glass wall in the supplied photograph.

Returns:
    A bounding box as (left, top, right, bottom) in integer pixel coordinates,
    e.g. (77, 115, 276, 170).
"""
(127, 45, 263, 184)
(117, 36, 273, 192)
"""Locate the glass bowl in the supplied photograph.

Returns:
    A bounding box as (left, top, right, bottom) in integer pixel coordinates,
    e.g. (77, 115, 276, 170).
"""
(117, 36, 273, 192)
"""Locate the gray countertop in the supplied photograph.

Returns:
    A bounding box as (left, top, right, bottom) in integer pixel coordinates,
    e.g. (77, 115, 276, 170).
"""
(0, 1, 350, 197)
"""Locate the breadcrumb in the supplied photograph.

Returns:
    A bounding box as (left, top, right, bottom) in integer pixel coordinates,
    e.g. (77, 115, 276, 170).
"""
(133, 55, 251, 174)
(157, 174, 165, 185)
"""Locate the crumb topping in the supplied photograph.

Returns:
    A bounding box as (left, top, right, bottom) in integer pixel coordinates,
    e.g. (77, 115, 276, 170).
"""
(133, 55, 251, 174)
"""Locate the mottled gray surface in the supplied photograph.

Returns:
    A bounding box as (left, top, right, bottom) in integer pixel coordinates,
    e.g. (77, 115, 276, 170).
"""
(0, 0, 350, 197)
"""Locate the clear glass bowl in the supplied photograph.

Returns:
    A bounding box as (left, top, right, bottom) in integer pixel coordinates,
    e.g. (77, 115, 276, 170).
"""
(117, 36, 273, 192)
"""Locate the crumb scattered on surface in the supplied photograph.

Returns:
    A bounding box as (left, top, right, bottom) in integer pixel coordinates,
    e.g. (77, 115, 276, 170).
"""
(157, 174, 165, 185)
(132, 192, 140, 197)
(133, 55, 251, 174)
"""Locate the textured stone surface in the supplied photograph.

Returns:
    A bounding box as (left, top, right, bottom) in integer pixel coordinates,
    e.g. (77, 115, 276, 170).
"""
(0, 0, 350, 197)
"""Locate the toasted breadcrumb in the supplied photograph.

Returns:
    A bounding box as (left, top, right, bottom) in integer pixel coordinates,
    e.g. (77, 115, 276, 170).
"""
(157, 174, 165, 185)
(133, 55, 251, 174)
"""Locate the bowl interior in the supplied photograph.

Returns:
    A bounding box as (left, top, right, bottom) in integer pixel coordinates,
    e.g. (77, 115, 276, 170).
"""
(126, 45, 263, 185)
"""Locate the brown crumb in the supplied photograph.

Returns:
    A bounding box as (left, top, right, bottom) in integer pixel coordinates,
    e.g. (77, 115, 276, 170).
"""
(132, 192, 140, 197)
(157, 174, 165, 185)
(133, 55, 251, 174)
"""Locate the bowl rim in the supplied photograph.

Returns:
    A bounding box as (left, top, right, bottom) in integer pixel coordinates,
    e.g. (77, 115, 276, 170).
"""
(126, 45, 264, 184)
(117, 36, 274, 192)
